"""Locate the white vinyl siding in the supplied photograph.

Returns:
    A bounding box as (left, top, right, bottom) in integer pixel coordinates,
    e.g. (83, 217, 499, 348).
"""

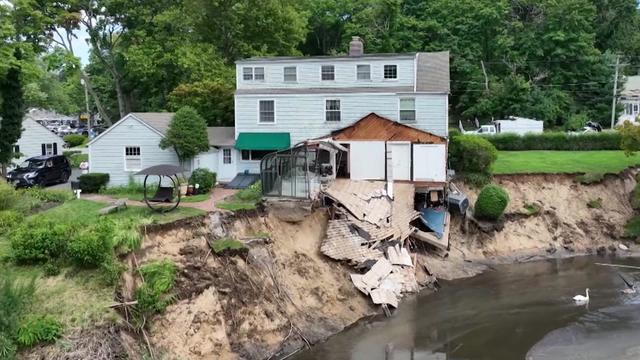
(357, 64, 371, 80)
(321, 65, 335, 81)
(235, 93, 447, 145)
(384, 65, 397, 79)
(325, 99, 341, 122)
(89, 115, 180, 186)
(284, 66, 297, 82)
(13, 118, 64, 166)
(399, 98, 416, 122)
(124, 146, 142, 171)
(236, 58, 414, 89)
(259, 100, 275, 123)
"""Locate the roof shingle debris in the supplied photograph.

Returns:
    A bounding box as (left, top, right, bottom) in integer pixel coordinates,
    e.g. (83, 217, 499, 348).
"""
(320, 179, 422, 310)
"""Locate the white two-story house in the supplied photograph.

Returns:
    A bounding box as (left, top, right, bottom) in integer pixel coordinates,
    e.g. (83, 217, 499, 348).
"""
(233, 37, 450, 175)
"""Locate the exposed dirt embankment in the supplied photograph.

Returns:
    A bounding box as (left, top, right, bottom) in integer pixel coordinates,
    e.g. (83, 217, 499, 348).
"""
(427, 170, 638, 281)
(132, 210, 375, 360)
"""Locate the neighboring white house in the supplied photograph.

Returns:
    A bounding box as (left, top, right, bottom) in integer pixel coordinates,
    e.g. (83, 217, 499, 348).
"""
(88, 113, 236, 186)
(618, 75, 640, 125)
(233, 37, 450, 175)
(13, 117, 65, 165)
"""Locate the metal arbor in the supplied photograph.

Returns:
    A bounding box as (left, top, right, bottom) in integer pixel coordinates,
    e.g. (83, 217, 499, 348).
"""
(135, 165, 182, 212)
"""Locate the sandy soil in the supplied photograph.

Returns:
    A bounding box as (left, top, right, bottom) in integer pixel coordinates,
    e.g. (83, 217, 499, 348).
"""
(134, 209, 375, 360)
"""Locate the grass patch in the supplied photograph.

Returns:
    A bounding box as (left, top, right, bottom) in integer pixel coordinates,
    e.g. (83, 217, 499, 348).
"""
(493, 151, 640, 175)
(181, 194, 210, 203)
(624, 216, 640, 239)
(576, 172, 605, 185)
(217, 182, 261, 211)
(522, 202, 541, 215)
(210, 238, 246, 254)
(67, 153, 88, 168)
(587, 198, 603, 209)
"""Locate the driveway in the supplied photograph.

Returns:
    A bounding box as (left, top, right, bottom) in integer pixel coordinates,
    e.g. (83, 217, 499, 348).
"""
(48, 168, 82, 191)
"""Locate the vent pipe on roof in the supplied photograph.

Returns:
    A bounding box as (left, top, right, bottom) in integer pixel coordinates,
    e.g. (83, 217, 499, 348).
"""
(349, 36, 364, 56)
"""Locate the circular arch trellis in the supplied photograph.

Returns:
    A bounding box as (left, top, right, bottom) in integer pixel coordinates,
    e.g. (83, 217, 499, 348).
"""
(136, 165, 183, 212)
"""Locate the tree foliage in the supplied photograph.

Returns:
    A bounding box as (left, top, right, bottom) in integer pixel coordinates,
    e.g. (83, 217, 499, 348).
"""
(0, 53, 25, 169)
(159, 106, 210, 162)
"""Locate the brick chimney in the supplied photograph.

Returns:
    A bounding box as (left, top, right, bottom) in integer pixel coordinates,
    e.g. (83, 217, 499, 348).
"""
(349, 36, 363, 56)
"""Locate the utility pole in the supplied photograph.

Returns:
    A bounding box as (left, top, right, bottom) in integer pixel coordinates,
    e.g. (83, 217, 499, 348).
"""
(611, 55, 621, 129)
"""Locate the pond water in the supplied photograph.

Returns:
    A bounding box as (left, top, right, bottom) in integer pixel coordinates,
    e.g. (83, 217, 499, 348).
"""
(293, 256, 640, 360)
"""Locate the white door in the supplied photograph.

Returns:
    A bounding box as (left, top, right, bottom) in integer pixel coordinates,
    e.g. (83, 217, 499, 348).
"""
(389, 142, 411, 181)
(413, 144, 447, 182)
(217, 147, 237, 182)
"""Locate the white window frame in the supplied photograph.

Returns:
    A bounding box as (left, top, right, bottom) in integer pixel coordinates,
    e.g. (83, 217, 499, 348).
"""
(243, 67, 265, 81)
(124, 146, 142, 171)
(356, 64, 371, 81)
(383, 64, 398, 80)
(45, 143, 54, 156)
(321, 65, 335, 81)
(399, 98, 416, 122)
(283, 66, 297, 82)
(223, 148, 232, 164)
(325, 99, 341, 122)
(257, 99, 276, 124)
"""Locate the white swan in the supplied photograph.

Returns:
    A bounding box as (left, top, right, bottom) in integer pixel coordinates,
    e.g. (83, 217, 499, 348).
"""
(573, 288, 590, 303)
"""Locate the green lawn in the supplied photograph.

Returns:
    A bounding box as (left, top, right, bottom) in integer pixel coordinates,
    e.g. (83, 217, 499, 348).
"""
(101, 188, 210, 203)
(493, 151, 640, 175)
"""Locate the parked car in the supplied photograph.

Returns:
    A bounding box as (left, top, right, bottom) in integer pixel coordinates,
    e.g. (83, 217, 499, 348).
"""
(6, 155, 72, 188)
(57, 125, 73, 136)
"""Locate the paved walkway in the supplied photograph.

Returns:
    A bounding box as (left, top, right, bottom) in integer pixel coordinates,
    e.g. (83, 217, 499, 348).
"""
(83, 186, 237, 212)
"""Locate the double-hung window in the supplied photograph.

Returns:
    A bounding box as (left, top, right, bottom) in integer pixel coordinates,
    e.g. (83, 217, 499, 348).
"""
(223, 148, 232, 164)
(325, 99, 341, 122)
(399, 98, 416, 122)
(357, 64, 370, 80)
(243, 67, 265, 81)
(284, 66, 297, 82)
(125, 146, 141, 171)
(321, 65, 335, 81)
(259, 100, 275, 123)
(13, 145, 20, 154)
(384, 65, 397, 79)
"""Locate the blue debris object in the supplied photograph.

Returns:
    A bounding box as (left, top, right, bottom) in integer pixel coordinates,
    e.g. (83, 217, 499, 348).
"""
(419, 207, 447, 239)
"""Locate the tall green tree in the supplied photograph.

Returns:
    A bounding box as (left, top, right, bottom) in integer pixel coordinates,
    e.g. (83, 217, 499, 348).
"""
(159, 106, 210, 164)
(0, 52, 25, 173)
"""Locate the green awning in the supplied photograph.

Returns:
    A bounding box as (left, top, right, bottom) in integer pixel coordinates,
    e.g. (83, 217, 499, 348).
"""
(235, 132, 291, 150)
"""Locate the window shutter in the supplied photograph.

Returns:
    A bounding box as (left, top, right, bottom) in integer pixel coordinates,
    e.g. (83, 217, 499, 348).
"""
(41, 144, 46, 155)
(53, 143, 58, 155)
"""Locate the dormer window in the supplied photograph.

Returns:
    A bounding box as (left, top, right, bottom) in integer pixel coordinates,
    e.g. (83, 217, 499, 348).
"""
(384, 65, 397, 79)
(321, 65, 335, 81)
(243, 67, 265, 81)
(284, 66, 297, 82)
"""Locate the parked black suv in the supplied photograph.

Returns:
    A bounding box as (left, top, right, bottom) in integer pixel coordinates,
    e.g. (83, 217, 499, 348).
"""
(6, 155, 72, 188)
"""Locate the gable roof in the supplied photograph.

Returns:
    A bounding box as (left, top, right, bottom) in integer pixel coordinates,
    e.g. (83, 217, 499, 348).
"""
(329, 113, 446, 144)
(88, 112, 235, 147)
(21, 118, 64, 142)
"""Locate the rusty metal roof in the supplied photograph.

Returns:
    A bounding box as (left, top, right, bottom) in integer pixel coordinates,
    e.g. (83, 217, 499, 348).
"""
(330, 113, 446, 144)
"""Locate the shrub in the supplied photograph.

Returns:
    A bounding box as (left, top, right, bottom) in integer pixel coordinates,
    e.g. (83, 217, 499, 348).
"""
(16, 315, 62, 347)
(236, 181, 262, 202)
(78, 173, 110, 193)
(523, 202, 541, 215)
(576, 173, 605, 185)
(189, 168, 216, 193)
(10, 221, 70, 263)
(63, 134, 87, 147)
(62, 150, 81, 157)
(132, 260, 178, 328)
(0, 180, 19, 211)
(19, 187, 73, 203)
(67, 221, 113, 268)
(0, 276, 36, 343)
(68, 153, 88, 168)
(100, 259, 127, 286)
(0, 210, 22, 233)
(42, 261, 61, 277)
(449, 135, 498, 176)
(111, 216, 151, 254)
(563, 113, 588, 132)
(484, 131, 621, 151)
(631, 183, 640, 210)
(474, 184, 510, 221)
(463, 173, 492, 188)
(624, 216, 640, 239)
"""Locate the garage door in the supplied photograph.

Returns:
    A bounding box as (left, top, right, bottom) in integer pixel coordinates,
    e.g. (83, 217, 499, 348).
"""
(413, 144, 446, 182)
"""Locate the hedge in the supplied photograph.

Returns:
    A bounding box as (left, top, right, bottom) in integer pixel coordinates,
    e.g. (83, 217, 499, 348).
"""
(474, 184, 510, 221)
(482, 132, 621, 151)
(449, 135, 498, 175)
(189, 168, 216, 193)
(63, 134, 88, 148)
(78, 173, 110, 193)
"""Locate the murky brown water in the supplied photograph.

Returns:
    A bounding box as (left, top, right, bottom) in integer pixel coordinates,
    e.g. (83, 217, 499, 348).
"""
(293, 256, 640, 360)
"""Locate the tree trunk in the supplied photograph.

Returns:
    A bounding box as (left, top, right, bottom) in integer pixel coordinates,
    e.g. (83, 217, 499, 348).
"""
(81, 71, 113, 126)
(114, 75, 129, 118)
